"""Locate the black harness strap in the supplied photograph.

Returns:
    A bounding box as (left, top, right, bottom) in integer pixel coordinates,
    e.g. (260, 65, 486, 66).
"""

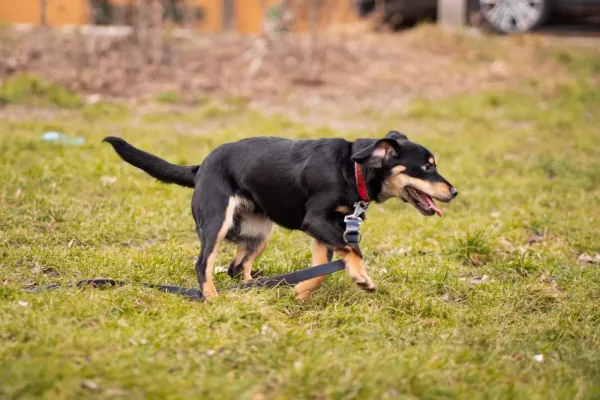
(29, 260, 346, 301)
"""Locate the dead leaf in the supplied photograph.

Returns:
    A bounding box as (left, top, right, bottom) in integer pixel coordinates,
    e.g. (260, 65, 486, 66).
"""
(15, 188, 23, 198)
(17, 300, 29, 307)
(469, 254, 483, 266)
(421, 318, 437, 327)
(45, 219, 57, 232)
(42, 267, 60, 277)
(104, 388, 129, 397)
(80, 379, 100, 391)
(498, 237, 514, 250)
(503, 153, 520, 161)
(527, 234, 545, 245)
(578, 253, 600, 265)
(261, 324, 277, 337)
(100, 176, 117, 186)
(441, 293, 462, 303)
(470, 274, 491, 285)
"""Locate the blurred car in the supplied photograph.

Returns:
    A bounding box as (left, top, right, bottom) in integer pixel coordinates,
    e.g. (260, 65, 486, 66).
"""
(352, 0, 437, 29)
(477, 0, 600, 33)
(353, 0, 600, 33)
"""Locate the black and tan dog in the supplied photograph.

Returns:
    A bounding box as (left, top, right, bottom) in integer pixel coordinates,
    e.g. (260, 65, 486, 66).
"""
(103, 131, 457, 300)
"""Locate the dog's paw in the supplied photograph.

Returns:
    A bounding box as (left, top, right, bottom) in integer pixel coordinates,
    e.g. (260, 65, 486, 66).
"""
(293, 277, 326, 301)
(352, 275, 376, 293)
(293, 282, 314, 301)
(202, 281, 219, 300)
(294, 289, 313, 301)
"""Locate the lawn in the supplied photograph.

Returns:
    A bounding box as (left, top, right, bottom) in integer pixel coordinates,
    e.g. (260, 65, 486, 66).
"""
(1, 43, 600, 399)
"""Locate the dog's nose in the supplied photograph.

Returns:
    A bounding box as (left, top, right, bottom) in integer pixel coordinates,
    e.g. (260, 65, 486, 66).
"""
(450, 186, 458, 199)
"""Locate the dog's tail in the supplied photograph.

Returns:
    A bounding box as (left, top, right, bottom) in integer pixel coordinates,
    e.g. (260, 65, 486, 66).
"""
(103, 136, 198, 188)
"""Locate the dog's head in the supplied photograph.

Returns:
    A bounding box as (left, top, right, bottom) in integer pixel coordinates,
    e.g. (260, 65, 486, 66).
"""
(351, 131, 458, 217)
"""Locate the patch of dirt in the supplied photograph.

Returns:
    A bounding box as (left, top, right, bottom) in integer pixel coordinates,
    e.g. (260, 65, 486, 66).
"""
(0, 24, 594, 118)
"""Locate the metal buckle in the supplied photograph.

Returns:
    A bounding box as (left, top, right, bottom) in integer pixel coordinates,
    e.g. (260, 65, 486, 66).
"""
(343, 201, 369, 244)
(347, 201, 369, 220)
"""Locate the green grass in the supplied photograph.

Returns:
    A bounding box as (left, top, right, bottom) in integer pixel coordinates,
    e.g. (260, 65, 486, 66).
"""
(1, 54, 600, 399)
(0, 73, 83, 109)
(155, 91, 184, 104)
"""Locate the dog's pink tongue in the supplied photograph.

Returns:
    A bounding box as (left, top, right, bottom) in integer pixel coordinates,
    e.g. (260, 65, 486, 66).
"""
(424, 195, 443, 218)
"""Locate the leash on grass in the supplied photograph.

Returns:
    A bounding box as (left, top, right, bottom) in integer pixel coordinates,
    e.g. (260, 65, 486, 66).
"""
(29, 201, 364, 300)
(29, 260, 347, 301)
(31, 180, 370, 300)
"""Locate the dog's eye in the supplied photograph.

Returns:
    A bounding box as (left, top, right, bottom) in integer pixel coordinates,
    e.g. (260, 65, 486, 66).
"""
(422, 164, 435, 172)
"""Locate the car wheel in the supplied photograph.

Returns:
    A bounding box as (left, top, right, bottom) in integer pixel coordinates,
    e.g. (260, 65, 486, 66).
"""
(479, 0, 550, 34)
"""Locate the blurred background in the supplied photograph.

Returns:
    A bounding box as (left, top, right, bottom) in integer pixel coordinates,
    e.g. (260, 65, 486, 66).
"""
(0, 0, 598, 114)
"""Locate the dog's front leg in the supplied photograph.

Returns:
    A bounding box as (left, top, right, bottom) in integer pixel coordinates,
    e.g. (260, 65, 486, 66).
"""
(301, 207, 376, 293)
(335, 246, 376, 293)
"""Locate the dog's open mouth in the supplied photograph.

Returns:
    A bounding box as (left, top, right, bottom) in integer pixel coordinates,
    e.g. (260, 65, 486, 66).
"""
(405, 187, 443, 218)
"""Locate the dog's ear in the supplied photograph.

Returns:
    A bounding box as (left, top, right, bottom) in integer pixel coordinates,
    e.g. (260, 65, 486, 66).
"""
(351, 139, 399, 168)
(386, 131, 408, 141)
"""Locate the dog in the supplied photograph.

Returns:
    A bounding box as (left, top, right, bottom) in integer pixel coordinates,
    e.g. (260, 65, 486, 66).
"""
(103, 131, 457, 300)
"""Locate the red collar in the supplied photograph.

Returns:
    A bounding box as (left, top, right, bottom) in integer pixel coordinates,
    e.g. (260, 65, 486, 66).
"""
(354, 163, 370, 203)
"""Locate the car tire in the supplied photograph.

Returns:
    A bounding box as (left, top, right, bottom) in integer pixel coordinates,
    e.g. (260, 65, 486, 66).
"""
(479, 0, 551, 34)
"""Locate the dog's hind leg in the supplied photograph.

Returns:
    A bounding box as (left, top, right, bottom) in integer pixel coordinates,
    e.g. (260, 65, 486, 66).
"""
(240, 235, 271, 281)
(294, 240, 333, 300)
(194, 196, 237, 298)
(227, 236, 272, 281)
(227, 244, 248, 279)
(227, 213, 274, 281)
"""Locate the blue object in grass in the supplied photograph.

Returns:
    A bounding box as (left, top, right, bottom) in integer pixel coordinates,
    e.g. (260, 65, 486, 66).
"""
(40, 131, 85, 145)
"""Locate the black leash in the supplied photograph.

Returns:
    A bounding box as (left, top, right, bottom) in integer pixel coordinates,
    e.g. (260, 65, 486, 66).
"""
(30, 201, 369, 300)
(29, 164, 374, 301)
(29, 260, 346, 301)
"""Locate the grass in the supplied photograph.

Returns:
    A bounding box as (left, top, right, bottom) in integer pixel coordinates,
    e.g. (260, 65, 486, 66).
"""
(0, 73, 83, 109)
(1, 50, 600, 399)
(155, 91, 183, 105)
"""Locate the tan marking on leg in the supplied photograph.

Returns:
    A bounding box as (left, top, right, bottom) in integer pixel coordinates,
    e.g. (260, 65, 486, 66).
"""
(335, 248, 376, 292)
(232, 244, 247, 266)
(203, 197, 238, 298)
(335, 205, 352, 214)
(242, 238, 270, 281)
(294, 240, 330, 300)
